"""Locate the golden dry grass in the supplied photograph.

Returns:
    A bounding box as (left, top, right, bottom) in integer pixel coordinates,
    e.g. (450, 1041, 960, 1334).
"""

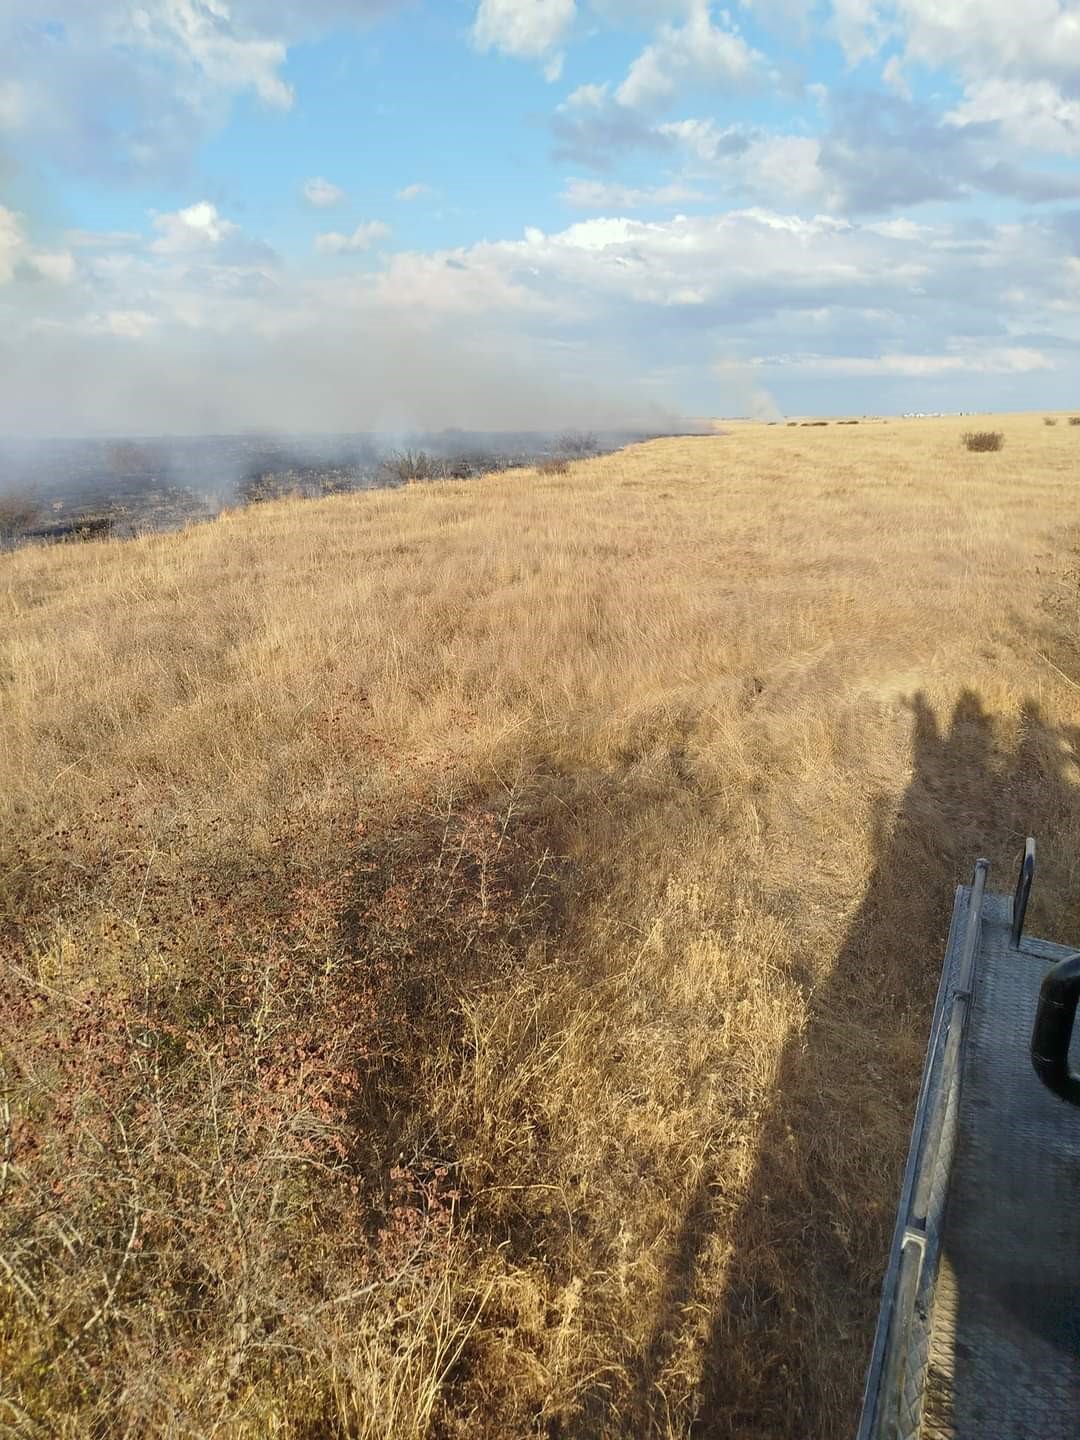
(3, 412, 1080, 1438)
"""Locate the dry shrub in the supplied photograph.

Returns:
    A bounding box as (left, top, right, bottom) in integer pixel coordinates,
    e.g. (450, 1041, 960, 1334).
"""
(1070, 416, 1080, 426)
(539, 457, 570, 476)
(378, 450, 448, 484)
(0, 784, 559, 1436)
(962, 430, 1005, 452)
(554, 430, 599, 457)
(1044, 417, 1058, 426)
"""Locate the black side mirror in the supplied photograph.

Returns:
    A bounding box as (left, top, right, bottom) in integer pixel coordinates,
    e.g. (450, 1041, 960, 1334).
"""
(1031, 953, 1080, 1106)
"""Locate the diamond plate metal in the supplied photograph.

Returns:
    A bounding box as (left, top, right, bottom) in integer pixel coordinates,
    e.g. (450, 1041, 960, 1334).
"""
(858, 884, 1080, 1440)
(920, 893, 1080, 1439)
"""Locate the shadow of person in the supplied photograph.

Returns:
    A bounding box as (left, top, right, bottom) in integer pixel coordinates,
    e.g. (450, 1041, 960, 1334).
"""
(630, 690, 1080, 1439)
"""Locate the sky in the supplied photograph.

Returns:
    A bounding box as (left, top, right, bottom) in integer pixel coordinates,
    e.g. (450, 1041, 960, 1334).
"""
(1, 0, 1080, 434)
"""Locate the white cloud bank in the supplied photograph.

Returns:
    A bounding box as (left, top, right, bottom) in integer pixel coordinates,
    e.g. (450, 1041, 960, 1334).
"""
(3, 199, 1079, 433)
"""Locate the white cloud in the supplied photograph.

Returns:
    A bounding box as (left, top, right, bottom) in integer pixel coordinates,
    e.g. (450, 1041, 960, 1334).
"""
(4, 202, 1080, 433)
(124, 0, 294, 109)
(743, 135, 825, 201)
(303, 177, 346, 207)
(831, 0, 890, 63)
(471, 0, 576, 62)
(948, 78, 1080, 153)
(151, 201, 239, 254)
(0, 1, 411, 180)
(315, 220, 391, 253)
(0, 206, 25, 284)
(91, 310, 159, 339)
(865, 218, 935, 240)
(780, 346, 1055, 376)
(28, 252, 77, 285)
(565, 82, 610, 110)
(616, 1, 766, 110)
(890, 0, 1080, 83)
(836, 1, 1080, 151)
(660, 91, 1080, 215)
(562, 177, 706, 208)
(0, 79, 28, 129)
(396, 183, 433, 201)
(657, 117, 733, 162)
(660, 119, 828, 205)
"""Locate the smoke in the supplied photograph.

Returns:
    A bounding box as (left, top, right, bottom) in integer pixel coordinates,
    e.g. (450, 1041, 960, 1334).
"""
(0, 305, 689, 441)
(712, 360, 784, 422)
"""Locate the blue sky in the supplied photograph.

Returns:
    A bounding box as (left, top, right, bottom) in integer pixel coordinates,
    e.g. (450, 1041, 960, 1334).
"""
(2, 1, 1080, 433)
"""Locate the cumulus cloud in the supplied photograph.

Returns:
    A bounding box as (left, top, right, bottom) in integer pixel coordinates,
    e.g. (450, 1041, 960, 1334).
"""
(5, 0, 1080, 431)
(836, 1, 1080, 153)
(314, 220, 391, 254)
(648, 93, 1080, 213)
(303, 177, 346, 207)
(472, 0, 576, 74)
(817, 91, 1080, 210)
(831, 0, 891, 64)
(126, 0, 294, 109)
(152, 202, 239, 255)
(552, 84, 678, 167)
(3, 199, 1080, 431)
(396, 183, 433, 200)
(656, 118, 748, 163)
(662, 119, 827, 203)
(615, 1, 767, 110)
(947, 79, 1080, 154)
(887, 0, 1080, 83)
(0, 1, 408, 181)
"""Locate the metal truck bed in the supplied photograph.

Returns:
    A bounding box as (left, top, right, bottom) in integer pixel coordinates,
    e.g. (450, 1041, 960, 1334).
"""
(857, 844, 1080, 1440)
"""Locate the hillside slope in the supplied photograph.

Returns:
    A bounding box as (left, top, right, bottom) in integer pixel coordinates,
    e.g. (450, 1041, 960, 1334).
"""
(3, 415, 1080, 1438)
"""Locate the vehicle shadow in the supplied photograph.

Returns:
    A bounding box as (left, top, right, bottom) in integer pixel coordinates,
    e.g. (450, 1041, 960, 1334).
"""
(630, 690, 1080, 1438)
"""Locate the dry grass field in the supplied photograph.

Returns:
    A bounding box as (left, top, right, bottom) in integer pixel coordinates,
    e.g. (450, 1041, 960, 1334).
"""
(3, 412, 1080, 1439)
